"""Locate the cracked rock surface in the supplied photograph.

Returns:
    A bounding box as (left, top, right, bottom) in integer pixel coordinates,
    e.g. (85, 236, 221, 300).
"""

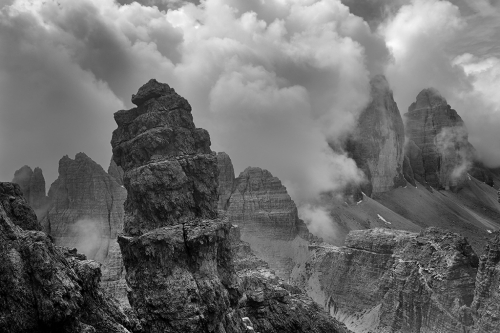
(0, 182, 139, 333)
(111, 79, 349, 333)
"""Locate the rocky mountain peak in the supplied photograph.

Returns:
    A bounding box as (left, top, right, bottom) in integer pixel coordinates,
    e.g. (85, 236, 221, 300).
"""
(409, 87, 448, 112)
(131, 78, 171, 106)
(404, 88, 473, 189)
(111, 79, 217, 234)
(345, 75, 406, 196)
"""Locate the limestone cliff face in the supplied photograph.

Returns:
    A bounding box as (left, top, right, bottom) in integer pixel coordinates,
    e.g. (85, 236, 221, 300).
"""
(471, 232, 500, 332)
(346, 75, 406, 196)
(223, 165, 311, 280)
(404, 88, 474, 190)
(42, 153, 128, 306)
(12, 165, 51, 219)
(0, 182, 138, 333)
(295, 228, 479, 332)
(111, 79, 347, 333)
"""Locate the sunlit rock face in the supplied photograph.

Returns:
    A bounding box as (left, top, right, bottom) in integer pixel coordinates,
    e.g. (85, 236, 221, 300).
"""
(404, 88, 474, 190)
(0, 182, 138, 333)
(12, 165, 51, 219)
(217, 152, 234, 211)
(295, 228, 479, 333)
(112, 79, 348, 333)
(41, 153, 128, 306)
(346, 75, 406, 196)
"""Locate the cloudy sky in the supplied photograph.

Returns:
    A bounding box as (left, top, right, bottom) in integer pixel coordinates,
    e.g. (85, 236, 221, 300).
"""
(0, 0, 499, 208)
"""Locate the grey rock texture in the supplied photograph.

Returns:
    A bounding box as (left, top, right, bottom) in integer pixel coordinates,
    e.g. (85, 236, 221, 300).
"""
(346, 75, 406, 196)
(471, 232, 500, 332)
(404, 88, 474, 190)
(223, 165, 312, 280)
(229, 226, 352, 333)
(42, 152, 129, 306)
(108, 158, 124, 185)
(111, 79, 347, 333)
(12, 165, 51, 219)
(0, 182, 139, 333)
(217, 152, 235, 211)
(295, 228, 479, 332)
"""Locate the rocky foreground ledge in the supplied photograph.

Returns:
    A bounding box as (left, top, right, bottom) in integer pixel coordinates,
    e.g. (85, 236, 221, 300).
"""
(110, 79, 350, 332)
(0, 182, 140, 333)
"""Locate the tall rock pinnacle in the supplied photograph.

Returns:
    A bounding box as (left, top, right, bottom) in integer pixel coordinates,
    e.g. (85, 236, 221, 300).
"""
(111, 80, 348, 333)
(346, 75, 406, 196)
(111, 79, 218, 235)
(404, 88, 473, 189)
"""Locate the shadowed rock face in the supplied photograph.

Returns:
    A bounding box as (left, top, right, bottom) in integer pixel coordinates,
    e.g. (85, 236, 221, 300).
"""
(12, 165, 51, 219)
(346, 75, 406, 196)
(217, 152, 234, 211)
(404, 88, 474, 190)
(108, 158, 124, 185)
(472, 232, 500, 332)
(0, 182, 138, 333)
(294, 228, 479, 332)
(112, 79, 348, 333)
(41, 153, 128, 306)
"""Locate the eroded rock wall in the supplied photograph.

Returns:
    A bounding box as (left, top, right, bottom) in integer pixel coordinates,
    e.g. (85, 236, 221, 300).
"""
(346, 75, 406, 196)
(0, 182, 138, 333)
(42, 153, 128, 306)
(111, 79, 347, 333)
(224, 165, 311, 280)
(295, 228, 479, 332)
(404, 88, 474, 190)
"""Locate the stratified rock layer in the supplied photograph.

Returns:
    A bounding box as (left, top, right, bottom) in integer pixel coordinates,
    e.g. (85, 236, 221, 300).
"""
(112, 79, 347, 333)
(346, 75, 406, 196)
(42, 153, 128, 306)
(12, 165, 51, 219)
(404, 88, 473, 190)
(0, 182, 138, 333)
(295, 228, 479, 332)
(224, 165, 311, 280)
(471, 232, 500, 332)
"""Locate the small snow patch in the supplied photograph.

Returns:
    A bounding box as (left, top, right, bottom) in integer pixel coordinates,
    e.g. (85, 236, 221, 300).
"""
(361, 192, 367, 196)
(404, 185, 407, 188)
(377, 214, 391, 225)
(467, 173, 472, 181)
(356, 200, 363, 205)
(487, 230, 492, 234)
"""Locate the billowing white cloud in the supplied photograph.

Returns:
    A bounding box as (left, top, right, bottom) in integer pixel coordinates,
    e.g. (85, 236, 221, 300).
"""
(0, 0, 377, 216)
(381, 0, 500, 167)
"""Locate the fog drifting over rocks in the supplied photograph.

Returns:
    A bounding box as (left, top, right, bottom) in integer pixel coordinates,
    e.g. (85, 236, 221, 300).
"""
(0, 0, 499, 237)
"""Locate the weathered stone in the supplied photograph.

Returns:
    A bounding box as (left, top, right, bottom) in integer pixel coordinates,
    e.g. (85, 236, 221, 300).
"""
(12, 165, 51, 219)
(295, 228, 479, 332)
(108, 158, 124, 185)
(404, 88, 474, 190)
(0, 182, 138, 333)
(112, 80, 347, 333)
(346, 75, 406, 196)
(402, 155, 416, 186)
(0, 182, 39, 231)
(217, 152, 234, 211)
(471, 232, 500, 332)
(41, 153, 129, 307)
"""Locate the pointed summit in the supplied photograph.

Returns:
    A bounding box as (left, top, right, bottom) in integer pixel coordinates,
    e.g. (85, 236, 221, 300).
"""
(409, 88, 448, 112)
